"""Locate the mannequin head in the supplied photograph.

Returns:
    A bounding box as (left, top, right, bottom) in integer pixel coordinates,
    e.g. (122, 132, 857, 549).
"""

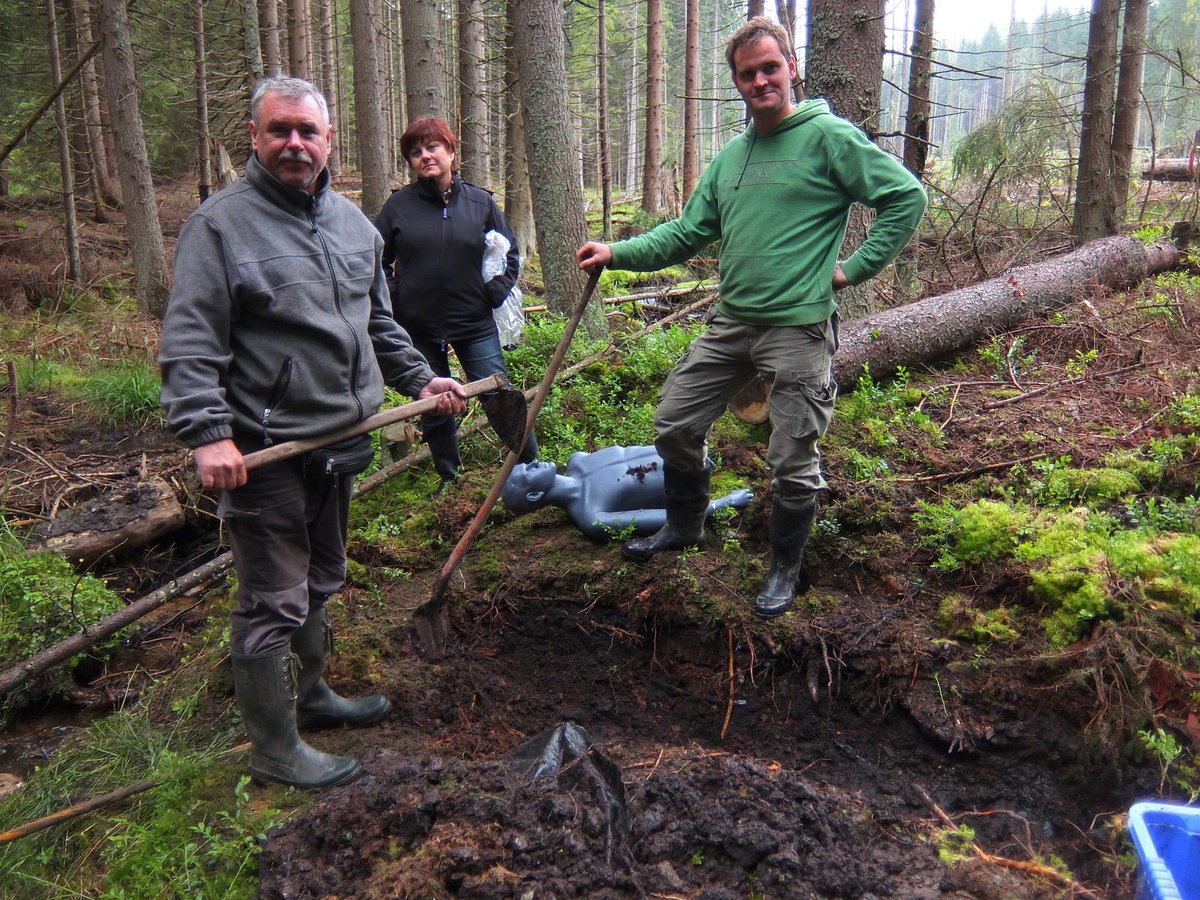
(502, 460, 561, 513)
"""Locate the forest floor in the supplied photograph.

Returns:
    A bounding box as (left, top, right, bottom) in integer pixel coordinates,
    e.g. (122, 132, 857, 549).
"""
(2, 185, 1200, 898)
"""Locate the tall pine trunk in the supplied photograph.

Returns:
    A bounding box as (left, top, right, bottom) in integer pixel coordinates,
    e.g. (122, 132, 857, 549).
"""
(457, 0, 487, 183)
(502, 1, 535, 257)
(597, 0, 612, 241)
(640, 0, 664, 214)
(402, 0, 447, 119)
(1072, 0, 1120, 242)
(806, 0, 885, 318)
(902, 0, 932, 179)
(194, 0, 212, 201)
(350, 0, 388, 215)
(98, 0, 168, 315)
(682, 0, 699, 202)
(47, 0, 82, 283)
(512, 0, 605, 337)
(1109, 0, 1149, 232)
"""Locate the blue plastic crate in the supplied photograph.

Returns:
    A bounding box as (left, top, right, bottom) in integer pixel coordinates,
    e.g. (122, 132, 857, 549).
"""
(1128, 801, 1200, 900)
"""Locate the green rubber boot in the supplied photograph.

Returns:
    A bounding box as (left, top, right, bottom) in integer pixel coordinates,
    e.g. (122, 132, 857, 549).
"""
(231, 648, 360, 788)
(293, 606, 390, 730)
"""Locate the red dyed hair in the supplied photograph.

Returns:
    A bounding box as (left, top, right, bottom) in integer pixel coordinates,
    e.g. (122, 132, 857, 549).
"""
(399, 117, 456, 164)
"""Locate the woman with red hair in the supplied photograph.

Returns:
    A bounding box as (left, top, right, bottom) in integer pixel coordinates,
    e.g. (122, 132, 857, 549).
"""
(375, 117, 538, 492)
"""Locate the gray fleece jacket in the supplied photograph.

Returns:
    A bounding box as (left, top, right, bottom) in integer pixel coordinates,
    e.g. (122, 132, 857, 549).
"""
(159, 154, 436, 449)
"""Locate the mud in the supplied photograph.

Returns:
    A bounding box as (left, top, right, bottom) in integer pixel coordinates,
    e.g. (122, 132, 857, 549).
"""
(255, 579, 1143, 899)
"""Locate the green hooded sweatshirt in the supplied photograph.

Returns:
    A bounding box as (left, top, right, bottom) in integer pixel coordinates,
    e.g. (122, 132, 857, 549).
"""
(609, 100, 927, 326)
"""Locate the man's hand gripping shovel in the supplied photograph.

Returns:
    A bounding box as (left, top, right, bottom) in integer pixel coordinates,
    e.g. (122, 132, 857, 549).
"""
(411, 268, 603, 659)
(240, 374, 526, 473)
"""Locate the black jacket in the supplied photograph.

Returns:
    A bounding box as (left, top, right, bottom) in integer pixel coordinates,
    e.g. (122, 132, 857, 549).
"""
(375, 175, 520, 344)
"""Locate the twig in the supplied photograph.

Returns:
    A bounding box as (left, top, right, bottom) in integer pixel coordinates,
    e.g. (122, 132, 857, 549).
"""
(981, 362, 1144, 410)
(719, 624, 735, 741)
(939, 383, 961, 431)
(0, 741, 252, 845)
(914, 783, 1104, 899)
(895, 453, 1048, 483)
(0, 779, 157, 844)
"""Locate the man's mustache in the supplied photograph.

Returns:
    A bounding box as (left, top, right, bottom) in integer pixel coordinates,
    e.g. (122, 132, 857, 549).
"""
(279, 149, 312, 165)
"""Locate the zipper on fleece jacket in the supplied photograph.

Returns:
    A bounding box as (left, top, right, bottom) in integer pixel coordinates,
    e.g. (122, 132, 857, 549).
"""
(260, 357, 293, 446)
(307, 197, 366, 423)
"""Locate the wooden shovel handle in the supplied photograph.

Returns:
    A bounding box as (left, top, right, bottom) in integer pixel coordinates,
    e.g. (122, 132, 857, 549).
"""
(242, 373, 510, 471)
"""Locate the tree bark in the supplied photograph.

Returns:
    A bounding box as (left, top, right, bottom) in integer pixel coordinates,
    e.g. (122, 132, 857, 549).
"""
(288, 0, 312, 80)
(29, 477, 186, 564)
(402, 0, 447, 119)
(512, 0, 605, 337)
(242, 0, 265, 86)
(70, 0, 120, 209)
(98, 0, 169, 317)
(806, 0, 885, 319)
(261, 0, 282, 76)
(640, 0, 664, 215)
(682, 0, 699, 202)
(1109, 0, 1149, 231)
(503, 1, 535, 257)
(194, 0, 213, 201)
(1072, 0, 1120, 242)
(317, 0, 340, 175)
(902, 0, 933, 179)
(349, 0, 389, 215)
(47, 0, 83, 283)
(833, 236, 1182, 391)
(597, 0, 612, 241)
(456, 0, 487, 183)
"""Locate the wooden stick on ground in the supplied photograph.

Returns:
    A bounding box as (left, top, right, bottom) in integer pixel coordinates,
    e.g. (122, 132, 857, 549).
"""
(0, 779, 157, 844)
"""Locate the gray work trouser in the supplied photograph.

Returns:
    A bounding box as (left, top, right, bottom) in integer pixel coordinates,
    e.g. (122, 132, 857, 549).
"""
(218, 456, 355, 655)
(653, 311, 839, 507)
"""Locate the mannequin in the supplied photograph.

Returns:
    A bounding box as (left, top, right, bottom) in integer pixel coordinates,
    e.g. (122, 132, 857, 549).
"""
(502, 446, 752, 540)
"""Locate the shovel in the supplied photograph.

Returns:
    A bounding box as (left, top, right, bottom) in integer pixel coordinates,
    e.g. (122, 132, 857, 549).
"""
(412, 268, 603, 659)
(241, 373, 527, 471)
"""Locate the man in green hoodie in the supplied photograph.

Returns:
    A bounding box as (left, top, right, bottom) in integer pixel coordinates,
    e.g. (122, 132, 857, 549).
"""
(576, 17, 927, 619)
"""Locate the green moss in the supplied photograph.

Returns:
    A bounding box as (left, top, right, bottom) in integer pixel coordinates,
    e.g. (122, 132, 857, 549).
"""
(937, 593, 1021, 644)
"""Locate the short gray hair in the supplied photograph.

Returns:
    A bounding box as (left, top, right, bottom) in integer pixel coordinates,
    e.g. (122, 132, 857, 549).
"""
(250, 76, 329, 127)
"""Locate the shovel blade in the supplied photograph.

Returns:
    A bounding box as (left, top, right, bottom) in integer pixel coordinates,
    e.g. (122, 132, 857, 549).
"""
(489, 387, 529, 454)
(412, 600, 450, 660)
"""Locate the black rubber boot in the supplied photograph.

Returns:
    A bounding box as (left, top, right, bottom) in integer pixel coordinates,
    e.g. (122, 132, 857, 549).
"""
(754, 497, 818, 619)
(293, 606, 390, 730)
(423, 424, 462, 491)
(231, 648, 360, 788)
(622, 462, 712, 562)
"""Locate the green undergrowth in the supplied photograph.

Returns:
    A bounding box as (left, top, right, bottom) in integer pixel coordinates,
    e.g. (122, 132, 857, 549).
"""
(2, 294, 162, 429)
(0, 529, 124, 681)
(0, 634, 293, 899)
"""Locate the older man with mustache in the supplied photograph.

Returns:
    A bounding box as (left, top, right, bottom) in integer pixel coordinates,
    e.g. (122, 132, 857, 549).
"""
(160, 76, 467, 789)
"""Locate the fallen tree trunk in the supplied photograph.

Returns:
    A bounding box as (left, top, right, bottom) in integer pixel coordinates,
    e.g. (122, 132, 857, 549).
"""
(1141, 157, 1196, 181)
(832, 236, 1183, 392)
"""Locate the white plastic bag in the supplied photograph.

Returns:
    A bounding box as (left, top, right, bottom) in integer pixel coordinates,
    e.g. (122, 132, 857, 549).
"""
(482, 229, 525, 349)
(493, 285, 525, 350)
